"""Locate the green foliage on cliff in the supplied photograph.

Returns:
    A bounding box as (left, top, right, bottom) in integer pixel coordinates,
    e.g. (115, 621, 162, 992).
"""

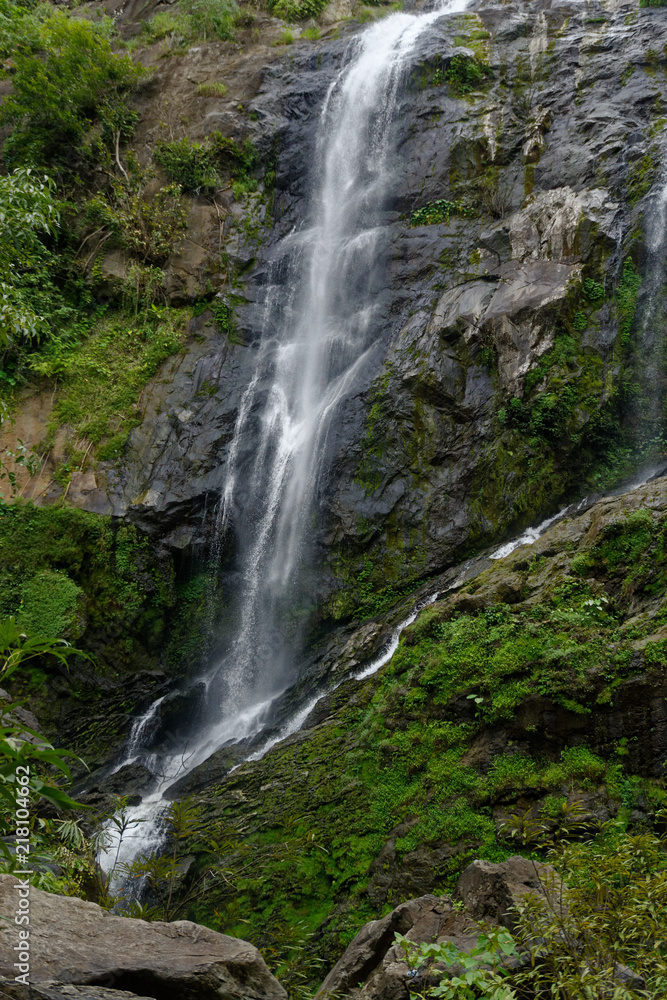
(0, 168, 60, 348)
(18, 569, 84, 640)
(445, 53, 492, 96)
(165, 501, 667, 991)
(0, 503, 174, 665)
(617, 257, 642, 343)
(0, 12, 142, 173)
(31, 306, 188, 461)
(410, 199, 474, 227)
(400, 823, 667, 998)
(270, 0, 327, 22)
(154, 133, 256, 193)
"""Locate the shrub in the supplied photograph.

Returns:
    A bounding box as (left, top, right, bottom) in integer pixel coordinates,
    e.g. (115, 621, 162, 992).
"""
(617, 256, 641, 344)
(140, 10, 189, 44)
(0, 168, 59, 348)
(410, 198, 473, 227)
(197, 81, 227, 97)
(30, 307, 188, 458)
(154, 137, 220, 192)
(18, 570, 84, 639)
(179, 0, 238, 40)
(87, 172, 187, 265)
(154, 133, 255, 193)
(445, 53, 491, 96)
(271, 0, 327, 23)
(0, 13, 143, 172)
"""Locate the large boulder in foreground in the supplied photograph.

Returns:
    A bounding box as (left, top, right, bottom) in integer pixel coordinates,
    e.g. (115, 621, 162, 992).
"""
(0, 875, 286, 1000)
(0, 983, 155, 1000)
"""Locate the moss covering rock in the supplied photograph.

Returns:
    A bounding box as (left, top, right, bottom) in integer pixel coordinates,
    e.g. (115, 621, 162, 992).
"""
(138, 476, 667, 992)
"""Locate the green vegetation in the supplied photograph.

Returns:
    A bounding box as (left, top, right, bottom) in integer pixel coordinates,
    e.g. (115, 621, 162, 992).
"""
(180, 0, 238, 40)
(270, 0, 327, 21)
(640, 0, 667, 7)
(135, 504, 667, 991)
(86, 171, 187, 266)
(31, 306, 188, 461)
(197, 81, 228, 97)
(18, 570, 84, 639)
(627, 151, 658, 205)
(617, 256, 642, 343)
(0, 12, 142, 174)
(399, 823, 667, 997)
(154, 132, 256, 193)
(141, 0, 238, 45)
(410, 199, 474, 227)
(445, 53, 492, 96)
(0, 168, 59, 347)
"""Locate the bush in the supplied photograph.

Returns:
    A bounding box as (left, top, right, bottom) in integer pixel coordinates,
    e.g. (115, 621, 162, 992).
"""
(18, 570, 84, 639)
(0, 168, 59, 348)
(617, 256, 641, 344)
(197, 81, 227, 97)
(87, 171, 187, 265)
(31, 307, 188, 458)
(154, 137, 220, 191)
(154, 133, 255, 192)
(0, 13, 143, 172)
(179, 0, 238, 40)
(271, 0, 327, 22)
(445, 53, 491, 96)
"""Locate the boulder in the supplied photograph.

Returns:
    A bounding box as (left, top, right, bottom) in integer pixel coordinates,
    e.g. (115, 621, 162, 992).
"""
(0, 981, 155, 1000)
(455, 856, 564, 929)
(0, 875, 286, 1000)
(315, 894, 480, 1000)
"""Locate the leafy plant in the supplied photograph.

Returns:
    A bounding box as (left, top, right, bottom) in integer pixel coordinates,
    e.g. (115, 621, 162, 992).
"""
(154, 136, 220, 192)
(179, 0, 238, 40)
(271, 0, 328, 22)
(410, 198, 474, 227)
(197, 81, 228, 97)
(86, 170, 187, 265)
(0, 168, 59, 347)
(31, 307, 188, 459)
(445, 53, 491, 96)
(617, 257, 641, 344)
(17, 570, 84, 640)
(0, 618, 88, 858)
(395, 927, 519, 999)
(154, 132, 255, 193)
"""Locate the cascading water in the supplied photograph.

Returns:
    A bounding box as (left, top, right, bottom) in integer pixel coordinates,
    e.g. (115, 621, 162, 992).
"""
(100, 0, 474, 882)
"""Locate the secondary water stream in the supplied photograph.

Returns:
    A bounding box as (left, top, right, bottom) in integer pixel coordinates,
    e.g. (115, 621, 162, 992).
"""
(100, 0, 475, 883)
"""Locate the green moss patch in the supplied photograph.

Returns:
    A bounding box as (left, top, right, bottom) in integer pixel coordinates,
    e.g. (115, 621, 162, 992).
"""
(32, 307, 189, 461)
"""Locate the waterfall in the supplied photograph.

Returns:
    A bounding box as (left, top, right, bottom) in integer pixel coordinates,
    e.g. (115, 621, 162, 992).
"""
(100, 0, 473, 881)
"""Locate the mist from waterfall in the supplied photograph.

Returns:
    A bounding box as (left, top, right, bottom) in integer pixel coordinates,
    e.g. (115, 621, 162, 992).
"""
(100, 0, 473, 878)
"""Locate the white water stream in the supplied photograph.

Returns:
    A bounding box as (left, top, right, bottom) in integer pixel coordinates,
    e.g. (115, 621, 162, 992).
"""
(100, 0, 476, 882)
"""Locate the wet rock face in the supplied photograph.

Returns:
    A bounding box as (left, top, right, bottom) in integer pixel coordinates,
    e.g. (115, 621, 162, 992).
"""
(103, 2, 667, 609)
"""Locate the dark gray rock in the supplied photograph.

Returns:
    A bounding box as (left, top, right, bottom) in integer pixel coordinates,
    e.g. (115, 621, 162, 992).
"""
(0, 875, 286, 1000)
(99, 0, 667, 612)
(455, 856, 564, 929)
